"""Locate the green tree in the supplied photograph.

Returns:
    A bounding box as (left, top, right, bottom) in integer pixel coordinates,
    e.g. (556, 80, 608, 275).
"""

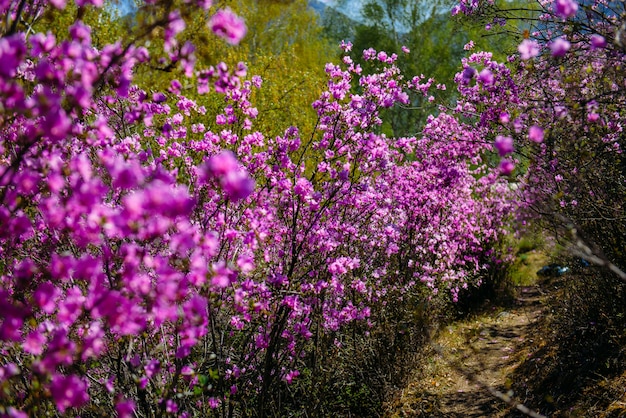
(131, 0, 337, 142)
(324, 0, 520, 136)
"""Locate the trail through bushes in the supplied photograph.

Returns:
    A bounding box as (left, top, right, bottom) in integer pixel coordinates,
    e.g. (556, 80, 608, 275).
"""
(388, 260, 626, 418)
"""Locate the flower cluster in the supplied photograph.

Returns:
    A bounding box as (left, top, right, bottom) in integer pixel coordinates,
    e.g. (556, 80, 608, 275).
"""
(452, 0, 626, 269)
(0, 0, 519, 416)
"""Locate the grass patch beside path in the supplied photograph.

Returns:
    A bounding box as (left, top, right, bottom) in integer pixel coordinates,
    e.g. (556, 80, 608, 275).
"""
(509, 249, 551, 287)
(383, 282, 547, 417)
(385, 261, 626, 418)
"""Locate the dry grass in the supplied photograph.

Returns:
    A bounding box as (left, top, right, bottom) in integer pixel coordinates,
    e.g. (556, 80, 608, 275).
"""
(384, 228, 626, 418)
(384, 284, 547, 417)
(505, 271, 626, 418)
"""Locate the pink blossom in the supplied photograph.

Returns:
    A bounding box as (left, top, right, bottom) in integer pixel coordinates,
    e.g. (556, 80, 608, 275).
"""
(205, 151, 255, 201)
(0, 36, 26, 78)
(461, 66, 477, 84)
(494, 135, 514, 156)
(209, 8, 247, 45)
(554, 0, 578, 19)
(587, 112, 600, 122)
(116, 399, 136, 418)
(221, 170, 255, 201)
(499, 159, 515, 175)
(206, 150, 240, 177)
(23, 331, 46, 355)
(550, 37, 571, 57)
(283, 370, 300, 384)
(518, 39, 540, 60)
(43, 108, 72, 141)
(590, 34, 606, 49)
(0, 17, 522, 412)
(49, 0, 66, 8)
(166, 399, 178, 413)
(50, 374, 89, 413)
(33, 282, 60, 313)
(208, 397, 221, 409)
(528, 125, 544, 143)
(75, 0, 103, 7)
(478, 68, 494, 86)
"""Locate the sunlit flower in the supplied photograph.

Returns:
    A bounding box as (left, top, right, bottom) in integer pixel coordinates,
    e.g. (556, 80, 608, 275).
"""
(209, 8, 246, 45)
(550, 37, 571, 57)
(528, 125, 544, 143)
(554, 0, 578, 19)
(518, 39, 540, 60)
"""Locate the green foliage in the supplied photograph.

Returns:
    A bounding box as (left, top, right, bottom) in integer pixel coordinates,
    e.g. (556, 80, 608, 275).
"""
(222, 0, 336, 139)
(129, 0, 335, 142)
(322, 0, 516, 136)
(29, 0, 127, 48)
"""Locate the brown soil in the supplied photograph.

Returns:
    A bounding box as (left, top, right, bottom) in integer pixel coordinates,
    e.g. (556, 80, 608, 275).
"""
(384, 284, 548, 418)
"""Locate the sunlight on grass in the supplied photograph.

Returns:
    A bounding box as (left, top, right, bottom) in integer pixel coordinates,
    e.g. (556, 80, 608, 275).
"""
(509, 250, 550, 286)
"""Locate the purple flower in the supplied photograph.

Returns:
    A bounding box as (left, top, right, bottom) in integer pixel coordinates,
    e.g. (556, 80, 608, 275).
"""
(165, 399, 178, 413)
(43, 108, 72, 141)
(549, 37, 571, 57)
(0, 35, 27, 78)
(528, 125, 544, 143)
(208, 397, 221, 409)
(153, 92, 167, 103)
(494, 135, 514, 156)
(205, 151, 255, 201)
(30, 32, 56, 55)
(340, 40, 353, 51)
(518, 39, 540, 60)
(283, 369, 300, 384)
(209, 8, 246, 45)
(33, 282, 60, 314)
(75, 0, 103, 7)
(477, 68, 494, 86)
(145, 359, 160, 378)
(49, 0, 67, 8)
(499, 159, 515, 175)
(461, 66, 477, 84)
(4, 407, 27, 418)
(23, 330, 46, 355)
(216, 114, 227, 125)
(554, 0, 578, 19)
(69, 21, 92, 44)
(590, 34, 606, 49)
(206, 150, 239, 177)
(587, 113, 600, 122)
(221, 170, 255, 201)
(50, 374, 89, 413)
(116, 399, 136, 418)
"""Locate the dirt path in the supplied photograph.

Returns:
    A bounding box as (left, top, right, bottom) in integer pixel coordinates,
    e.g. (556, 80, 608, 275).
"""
(386, 285, 547, 417)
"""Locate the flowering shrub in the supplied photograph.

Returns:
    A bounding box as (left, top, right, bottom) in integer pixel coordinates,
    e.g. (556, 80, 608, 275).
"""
(451, 0, 626, 268)
(449, 5, 626, 414)
(0, 0, 521, 416)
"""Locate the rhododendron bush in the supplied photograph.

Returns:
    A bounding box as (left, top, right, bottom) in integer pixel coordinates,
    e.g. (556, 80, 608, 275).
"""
(0, 0, 523, 416)
(452, 0, 626, 268)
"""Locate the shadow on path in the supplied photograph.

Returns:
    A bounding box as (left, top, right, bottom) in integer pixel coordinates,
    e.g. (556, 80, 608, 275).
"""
(386, 285, 547, 418)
